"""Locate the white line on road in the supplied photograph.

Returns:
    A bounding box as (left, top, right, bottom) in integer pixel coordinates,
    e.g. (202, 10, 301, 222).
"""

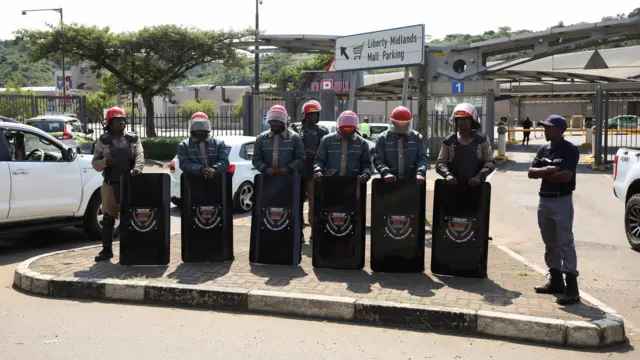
(488, 161, 635, 335)
(605, 175, 614, 180)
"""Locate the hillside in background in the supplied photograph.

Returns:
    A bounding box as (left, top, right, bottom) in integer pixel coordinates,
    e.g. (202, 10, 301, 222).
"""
(1, 8, 638, 87)
(0, 40, 62, 88)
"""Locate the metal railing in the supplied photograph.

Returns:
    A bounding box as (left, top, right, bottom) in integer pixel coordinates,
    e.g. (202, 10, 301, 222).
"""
(86, 114, 245, 139)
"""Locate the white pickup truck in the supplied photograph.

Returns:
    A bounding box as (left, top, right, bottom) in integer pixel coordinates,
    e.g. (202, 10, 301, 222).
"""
(613, 148, 640, 251)
(0, 120, 107, 238)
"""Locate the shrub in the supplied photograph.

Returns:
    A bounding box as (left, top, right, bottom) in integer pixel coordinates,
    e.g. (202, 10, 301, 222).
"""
(141, 137, 183, 160)
(178, 99, 217, 120)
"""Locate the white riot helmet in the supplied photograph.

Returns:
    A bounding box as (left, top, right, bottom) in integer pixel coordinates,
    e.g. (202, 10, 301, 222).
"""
(450, 103, 479, 126)
(190, 112, 211, 132)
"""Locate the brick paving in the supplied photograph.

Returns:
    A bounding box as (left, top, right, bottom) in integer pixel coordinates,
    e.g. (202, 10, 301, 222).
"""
(29, 225, 603, 321)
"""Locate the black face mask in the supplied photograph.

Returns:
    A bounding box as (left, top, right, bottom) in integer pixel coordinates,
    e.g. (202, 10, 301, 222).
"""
(304, 113, 319, 127)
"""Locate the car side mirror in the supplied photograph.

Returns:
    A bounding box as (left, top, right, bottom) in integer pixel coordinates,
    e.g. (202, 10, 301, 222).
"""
(67, 147, 77, 162)
(86, 129, 94, 134)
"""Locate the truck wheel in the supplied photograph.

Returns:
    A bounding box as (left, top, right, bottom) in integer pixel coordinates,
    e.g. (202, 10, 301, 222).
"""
(83, 191, 103, 240)
(624, 194, 640, 251)
(83, 191, 121, 240)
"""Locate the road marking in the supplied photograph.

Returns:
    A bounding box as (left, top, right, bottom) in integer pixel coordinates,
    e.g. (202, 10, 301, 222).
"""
(605, 175, 614, 180)
(489, 161, 635, 335)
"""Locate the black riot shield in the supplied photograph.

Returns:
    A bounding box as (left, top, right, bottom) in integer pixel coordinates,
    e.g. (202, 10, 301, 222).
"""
(119, 173, 171, 266)
(312, 176, 367, 270)
(431, 180, 491, 278)
(180, 172, 234, 263)
(370, 179, 426, 273)
(250, 173, 302, 265)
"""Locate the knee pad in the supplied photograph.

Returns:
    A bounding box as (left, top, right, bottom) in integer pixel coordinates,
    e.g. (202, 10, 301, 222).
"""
(103, 213, 116, 226)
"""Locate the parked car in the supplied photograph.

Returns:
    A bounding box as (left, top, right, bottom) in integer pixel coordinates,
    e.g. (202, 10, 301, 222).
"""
(368, 123, 392, 141)
(169, 136, 258, 213)
(613, 148, 640, 251)
(0, 121, 106, 238)
(26, 115, 95, 154)
(608, 115, 639, 130)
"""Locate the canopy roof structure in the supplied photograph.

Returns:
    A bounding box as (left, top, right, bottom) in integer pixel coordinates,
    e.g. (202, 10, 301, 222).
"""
(234, 17, 640, 91)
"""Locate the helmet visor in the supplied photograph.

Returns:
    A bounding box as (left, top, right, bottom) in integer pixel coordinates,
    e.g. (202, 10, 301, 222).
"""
(267, 109, 287, 123)
(390, 118, 412, 134)
(337, 113, 358, 132)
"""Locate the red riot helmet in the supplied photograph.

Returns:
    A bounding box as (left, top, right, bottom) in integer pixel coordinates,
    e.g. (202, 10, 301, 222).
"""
(191, 112, 209, 121)
(390, 106, 412, 134)
(337, 110, 358, 133)
(105, 107, 127, 126)
(301, 100, 321, 124)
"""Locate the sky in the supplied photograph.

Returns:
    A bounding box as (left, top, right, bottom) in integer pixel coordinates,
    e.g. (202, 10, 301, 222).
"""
(0, 0, 637, 41)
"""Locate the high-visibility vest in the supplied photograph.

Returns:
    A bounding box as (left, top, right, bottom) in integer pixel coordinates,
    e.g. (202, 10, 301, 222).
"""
(358, 122, 371, 136)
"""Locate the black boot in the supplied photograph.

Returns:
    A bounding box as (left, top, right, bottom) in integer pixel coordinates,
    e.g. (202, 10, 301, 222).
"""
(535, 268, 565, 294)
(557, 272, 580, 305)
(95, 214, 115, 262)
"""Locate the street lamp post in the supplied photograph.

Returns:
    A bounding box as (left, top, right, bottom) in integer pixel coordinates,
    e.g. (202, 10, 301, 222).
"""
(254, 0, 263, 93)
(22, 8, 66, 110)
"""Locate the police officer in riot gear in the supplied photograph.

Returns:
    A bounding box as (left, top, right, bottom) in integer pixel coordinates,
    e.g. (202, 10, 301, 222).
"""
(177, 112, 229, 178)
(374, 106, 428, 184)
(253, 105, 306, 241)
(435, 103, 495, 186)
(92, 107, 145, 262)
(252, 105, 305, 176)
(299, 100, 329, 236)
(314, 110, 372, 182)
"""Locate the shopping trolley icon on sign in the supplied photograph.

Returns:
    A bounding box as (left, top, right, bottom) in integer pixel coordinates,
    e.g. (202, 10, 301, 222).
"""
(353, 43, 364, 60)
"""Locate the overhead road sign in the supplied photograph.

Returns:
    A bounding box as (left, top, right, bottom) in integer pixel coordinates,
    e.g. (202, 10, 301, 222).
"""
(334, 24, 425, 72)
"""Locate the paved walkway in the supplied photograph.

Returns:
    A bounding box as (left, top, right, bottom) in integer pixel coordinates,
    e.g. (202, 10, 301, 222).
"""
(28, 225, 602, 322)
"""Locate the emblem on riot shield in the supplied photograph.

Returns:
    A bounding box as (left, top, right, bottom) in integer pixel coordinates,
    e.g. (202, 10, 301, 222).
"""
(131, 208, 157, 232)
(193, 205, 221, 230)
(326, 212, 354, 237)
(445, 217, 474, 243)
(385, 215, 412, 240)
(263, 207, 289, 231)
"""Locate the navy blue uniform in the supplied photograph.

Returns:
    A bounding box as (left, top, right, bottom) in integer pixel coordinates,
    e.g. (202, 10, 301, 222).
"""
(531, 139, 580, 274)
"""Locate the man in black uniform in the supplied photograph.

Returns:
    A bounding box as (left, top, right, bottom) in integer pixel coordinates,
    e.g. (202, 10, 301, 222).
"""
(528, 115, 581, 305)
(92, 107, 145, 262)
(435, 103, 495, 186)
(522, 117, 533, 146)
(298, 100, 329, 239)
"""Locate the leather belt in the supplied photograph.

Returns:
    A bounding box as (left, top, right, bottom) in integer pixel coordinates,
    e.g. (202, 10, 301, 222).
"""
(539, 190, 572, 198)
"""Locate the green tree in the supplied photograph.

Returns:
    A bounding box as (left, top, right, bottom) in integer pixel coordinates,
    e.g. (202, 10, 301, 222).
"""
(0, 80, 35, 120)
(231, 95, 244, 118)
(267, 54, 332, 91)
(17, 24, 254, 136)
(178, 99, 217, 120)
(85, 91, 116, 121)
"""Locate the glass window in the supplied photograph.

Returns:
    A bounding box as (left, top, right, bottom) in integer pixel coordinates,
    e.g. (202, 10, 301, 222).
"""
(6, 130, 64, 161)
(239, 142, 255, 160)
(27, 120, 65, 133)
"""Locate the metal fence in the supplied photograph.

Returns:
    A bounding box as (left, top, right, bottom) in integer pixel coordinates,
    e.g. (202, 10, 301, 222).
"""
(599, 90, 640, 163)
(87, 113, 245, 139)
(0, 94, 87, 122)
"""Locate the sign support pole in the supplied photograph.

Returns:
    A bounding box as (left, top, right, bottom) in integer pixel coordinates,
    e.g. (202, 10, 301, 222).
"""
(348, 71, 357, 111)
(402, 67, 410, 106)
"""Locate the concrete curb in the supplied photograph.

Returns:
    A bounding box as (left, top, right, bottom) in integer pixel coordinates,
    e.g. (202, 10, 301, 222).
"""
(13, 249, 624, 348)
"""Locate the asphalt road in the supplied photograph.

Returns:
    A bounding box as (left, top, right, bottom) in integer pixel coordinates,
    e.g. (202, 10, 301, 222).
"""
(490, 142, 640, 337)
(0, 155, 639, 358)
(0, 234, 636, 359)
